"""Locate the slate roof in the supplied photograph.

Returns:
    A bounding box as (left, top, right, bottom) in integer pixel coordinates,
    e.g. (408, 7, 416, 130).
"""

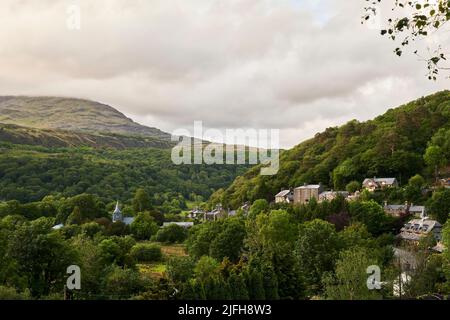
(275, 190, 291, 197)
(363, 177, 397, 185)
(122, 217, 135, 225)
(295, 184, 321, 190)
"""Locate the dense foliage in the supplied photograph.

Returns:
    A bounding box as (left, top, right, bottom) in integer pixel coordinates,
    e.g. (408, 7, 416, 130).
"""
(0, 143, 248, 208)
(0, 92, 449, 300)
(214, 91, 450, 208)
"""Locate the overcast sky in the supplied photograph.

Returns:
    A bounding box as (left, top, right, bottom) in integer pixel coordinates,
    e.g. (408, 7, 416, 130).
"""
(0, 0, 449, 148)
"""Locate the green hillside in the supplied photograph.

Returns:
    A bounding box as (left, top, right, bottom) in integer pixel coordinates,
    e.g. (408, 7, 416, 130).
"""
(215, 91, 450, 208)
(0, 142, 248, 205)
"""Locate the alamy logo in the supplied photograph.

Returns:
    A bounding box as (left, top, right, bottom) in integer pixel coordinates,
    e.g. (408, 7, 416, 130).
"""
(366, 265, 381, 290)
(171, 121, 280, 175)
(66, 265, 81, 290)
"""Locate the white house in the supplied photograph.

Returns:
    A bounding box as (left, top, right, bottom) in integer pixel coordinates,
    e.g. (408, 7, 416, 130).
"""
(362, 177, 398, 192)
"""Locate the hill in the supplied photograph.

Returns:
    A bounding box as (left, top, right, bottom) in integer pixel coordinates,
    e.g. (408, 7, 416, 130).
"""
(213, 91, 450, 208)
(0, 96, 170, 141)
(0, 123, 173, 149)
(0, 96, 252, 206)
(0, 142, 249, 205)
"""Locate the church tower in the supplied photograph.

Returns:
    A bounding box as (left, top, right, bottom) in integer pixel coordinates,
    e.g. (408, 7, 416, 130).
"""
(112, 201, 123, 223)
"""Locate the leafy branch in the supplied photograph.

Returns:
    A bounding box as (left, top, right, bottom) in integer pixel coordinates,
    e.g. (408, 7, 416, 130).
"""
(363, 0, 450, 80)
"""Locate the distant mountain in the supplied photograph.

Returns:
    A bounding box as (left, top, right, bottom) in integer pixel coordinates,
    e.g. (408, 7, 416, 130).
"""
(213, 91, 450, 208)
(0, 96, 171, 141)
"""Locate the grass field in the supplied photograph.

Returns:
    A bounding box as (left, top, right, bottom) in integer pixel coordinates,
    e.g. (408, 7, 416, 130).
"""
(138, 243, 188, 279)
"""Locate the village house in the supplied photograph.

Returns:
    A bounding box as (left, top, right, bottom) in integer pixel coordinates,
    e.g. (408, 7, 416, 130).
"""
(188, 208, 205, 219)
(204, 204, 227, 221)
(275, 189, 294, 204)
(432, 242, 445, 253)
(240, 202, 251, 214)
(398, 217, 442, 244)
(408, 205, 427, 218)
(346, 190, 361, 202)
(293, 183, 324, 205)
(318, 191, 349, 202)
(439, 178, 450, 188)
(362, 177, 398, 192)
(383, 201, 426, 218)
(383, 202, 409, 218)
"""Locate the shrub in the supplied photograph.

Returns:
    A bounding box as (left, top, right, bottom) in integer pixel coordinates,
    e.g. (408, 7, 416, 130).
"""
(155, 224, 187, 243)
(81, 222, 105, 237)
(0, 286, 31, 300)
(130, 212, 158, 240)
(130, 243, 162, 262)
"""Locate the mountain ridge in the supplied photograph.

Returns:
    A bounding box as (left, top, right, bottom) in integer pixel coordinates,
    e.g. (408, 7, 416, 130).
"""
(0, 95, 171, 141)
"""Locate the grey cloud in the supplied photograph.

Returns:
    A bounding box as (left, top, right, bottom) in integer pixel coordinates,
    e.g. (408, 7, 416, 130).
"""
(0, 0, 448, 148)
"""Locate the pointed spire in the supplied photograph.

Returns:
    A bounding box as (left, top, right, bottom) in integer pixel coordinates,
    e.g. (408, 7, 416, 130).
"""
(112, 200, 122, 223)
(114, 201, 121, 214)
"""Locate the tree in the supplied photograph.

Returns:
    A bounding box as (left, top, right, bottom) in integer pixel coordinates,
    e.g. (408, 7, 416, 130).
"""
(245, 269, 265, 300)
(57, 194, 106, 223)
(333, 159, 357, 190)
(404, 174, 426, 202)
(204, 276, 230, 300)
(132, 188, 152, 213)
(106, 221, 129, 237)
(0, 286, 31, 300)
(348, 201, 390, 235)
(80, 221, 105, 238)
(256, 210, 298, 251)
(424, 145, 446, 182)
(66, 206, 83, 225)
(427, 188, 450, 224)
(228, 272, 249, 300)
(408, 174, 426, 189)
(102, 265, 144, 299)
(71, 235, 108, 295)
(166, 256, 195, 284)
(323, 247, 382, 300)
(194, 256, 220, 283)
(346, 181, 361, 194)
(99, 236, 136, 267)
(261, 265, 279, 300)
(186, 222, 222, 259)
(250, 210, 304, 299)
(443, 221, 450, 292)
(155, 224, 187, 243)
(363, 0, 450, 79)
(9, 219, 78, 297)
(248, 199, 269, 219)
(0, 223, 25, 290)
(209, 218, 246, 263)
(130, 243, 162, 263)
(296, 219, 341, 295)
(130, 212, 158, 240)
